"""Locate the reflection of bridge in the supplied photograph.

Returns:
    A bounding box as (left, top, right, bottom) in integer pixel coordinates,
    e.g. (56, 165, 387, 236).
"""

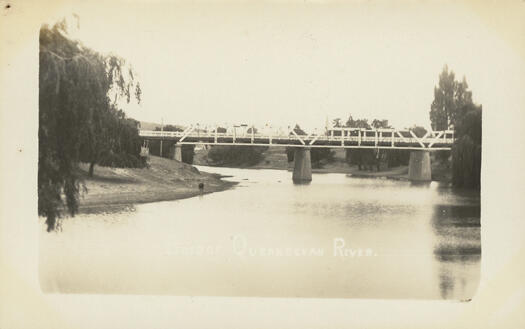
(139, 124, 455, 183)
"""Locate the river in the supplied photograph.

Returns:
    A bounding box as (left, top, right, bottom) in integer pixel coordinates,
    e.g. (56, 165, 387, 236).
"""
(39, 166, 481, 300)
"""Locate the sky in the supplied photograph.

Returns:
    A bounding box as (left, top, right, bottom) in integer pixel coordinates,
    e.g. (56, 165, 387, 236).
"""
(45, 0, 525, 131)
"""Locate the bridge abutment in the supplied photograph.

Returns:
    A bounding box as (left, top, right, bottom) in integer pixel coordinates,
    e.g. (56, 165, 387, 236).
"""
(172, 144, 182, 161)
(408, 150, 431, 181)
(292, 148, 312, 183)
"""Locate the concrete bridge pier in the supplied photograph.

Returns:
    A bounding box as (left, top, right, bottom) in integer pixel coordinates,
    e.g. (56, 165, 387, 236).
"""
(408, 150, 431, 182)
(172, 144, 182, 162)
(292, 148, 312, 183)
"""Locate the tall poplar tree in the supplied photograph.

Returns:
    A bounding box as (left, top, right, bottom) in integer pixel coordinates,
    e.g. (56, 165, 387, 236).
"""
(430, 65, 473, 130)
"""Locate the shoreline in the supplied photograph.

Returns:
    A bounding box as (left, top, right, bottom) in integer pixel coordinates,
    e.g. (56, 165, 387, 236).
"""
(78, 181, 237, 214)
(77, 156, 237, 214)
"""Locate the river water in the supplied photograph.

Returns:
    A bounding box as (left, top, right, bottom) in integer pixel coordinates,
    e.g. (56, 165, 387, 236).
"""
(39, 166, 481, 300)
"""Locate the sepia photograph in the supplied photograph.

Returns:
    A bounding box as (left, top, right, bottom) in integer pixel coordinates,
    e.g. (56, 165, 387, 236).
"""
(37, 0, 481, 300)
(1, 0, 524, 328)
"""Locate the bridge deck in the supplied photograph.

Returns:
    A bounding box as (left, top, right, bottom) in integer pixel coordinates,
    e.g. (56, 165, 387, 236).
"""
(139, 126, 454, 150)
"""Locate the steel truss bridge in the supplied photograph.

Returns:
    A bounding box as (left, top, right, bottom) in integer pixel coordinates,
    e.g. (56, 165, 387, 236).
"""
(139, 124, 454, 151)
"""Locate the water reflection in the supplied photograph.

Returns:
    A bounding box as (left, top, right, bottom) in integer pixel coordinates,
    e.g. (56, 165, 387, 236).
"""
(431, 204, 481, 300)
(292, 180, 312, 185)
(409, 181, 433, 187)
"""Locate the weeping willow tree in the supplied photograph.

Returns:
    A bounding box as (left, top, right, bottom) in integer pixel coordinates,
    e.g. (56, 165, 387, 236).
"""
(39, 18, 142, 231)
(451, 104, 482, 189)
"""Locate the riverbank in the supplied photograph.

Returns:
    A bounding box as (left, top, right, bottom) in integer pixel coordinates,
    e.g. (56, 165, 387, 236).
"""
(77, 156, 236, 213)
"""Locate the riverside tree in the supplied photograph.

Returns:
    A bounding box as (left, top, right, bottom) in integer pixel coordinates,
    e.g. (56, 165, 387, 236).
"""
(344, 116, 376, 170)
(208, 146, 267, 166)
(430, 65, 474, 163)
(451, 103, 482, 189)
(430, 65, 473, 131)
(429, 65, 481, 189)
(39, 19, 142, 231)
(343, 116, 425, 170)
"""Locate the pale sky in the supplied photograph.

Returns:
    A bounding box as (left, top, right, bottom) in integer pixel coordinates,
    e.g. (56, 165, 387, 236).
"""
(46, 0, 524, 131)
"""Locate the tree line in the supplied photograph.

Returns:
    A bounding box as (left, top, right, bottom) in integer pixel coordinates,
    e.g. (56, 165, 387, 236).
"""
(334, 117, 426, 170)
(284, 119, 426, 171)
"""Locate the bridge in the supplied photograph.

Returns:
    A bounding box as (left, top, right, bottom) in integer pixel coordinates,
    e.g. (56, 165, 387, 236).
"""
(139, 124, 454, 183)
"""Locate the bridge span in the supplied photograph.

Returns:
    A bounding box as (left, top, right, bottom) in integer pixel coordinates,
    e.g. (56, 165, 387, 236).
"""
(139, 124, 454, 183)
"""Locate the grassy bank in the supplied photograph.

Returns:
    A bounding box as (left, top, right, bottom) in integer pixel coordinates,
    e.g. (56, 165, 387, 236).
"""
(77, 156, 236, 213)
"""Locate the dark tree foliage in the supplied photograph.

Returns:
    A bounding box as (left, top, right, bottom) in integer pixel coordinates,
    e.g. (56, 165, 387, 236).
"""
(371, 119, 389, 129)
(410, 125, 427, 138)
(454, 104, 482, 145)
(430, 65, 473, 163)
(39, 20, 142, 231)
(451, 104, 482, 189)
(286, 148, 335, 169)
(285, 125, 335, 168)
(80, 107, 146, 176)
(94, 114, 146, 169)
(342, 116, 424, 170)
(345, 116, 371, 129)
(384, 149, 410, 167)
(430, 65, 473, 131)
(292, 124, 306, 135)
(207, 146, 267, 166)
(429, 66, 481, 188)
(344, 116, 376, 170)
(384, 125, 428, 168)
(311, 149, 335, 168)
(332, 118, 343, 128)
(160, 124, 183, 132)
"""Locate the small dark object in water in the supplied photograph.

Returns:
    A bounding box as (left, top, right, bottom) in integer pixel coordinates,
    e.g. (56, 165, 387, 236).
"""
(198, 182, 204, 191)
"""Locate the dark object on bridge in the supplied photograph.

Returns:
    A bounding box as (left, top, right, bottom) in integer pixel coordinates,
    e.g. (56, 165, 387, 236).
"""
(198, 182, 204, 192)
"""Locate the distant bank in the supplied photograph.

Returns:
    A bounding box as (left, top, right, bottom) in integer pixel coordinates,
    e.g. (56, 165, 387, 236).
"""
(193, 146, 451, 183)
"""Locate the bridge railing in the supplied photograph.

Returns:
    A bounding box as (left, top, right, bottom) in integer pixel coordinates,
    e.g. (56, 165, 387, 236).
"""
(138, 124, 454, 150)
